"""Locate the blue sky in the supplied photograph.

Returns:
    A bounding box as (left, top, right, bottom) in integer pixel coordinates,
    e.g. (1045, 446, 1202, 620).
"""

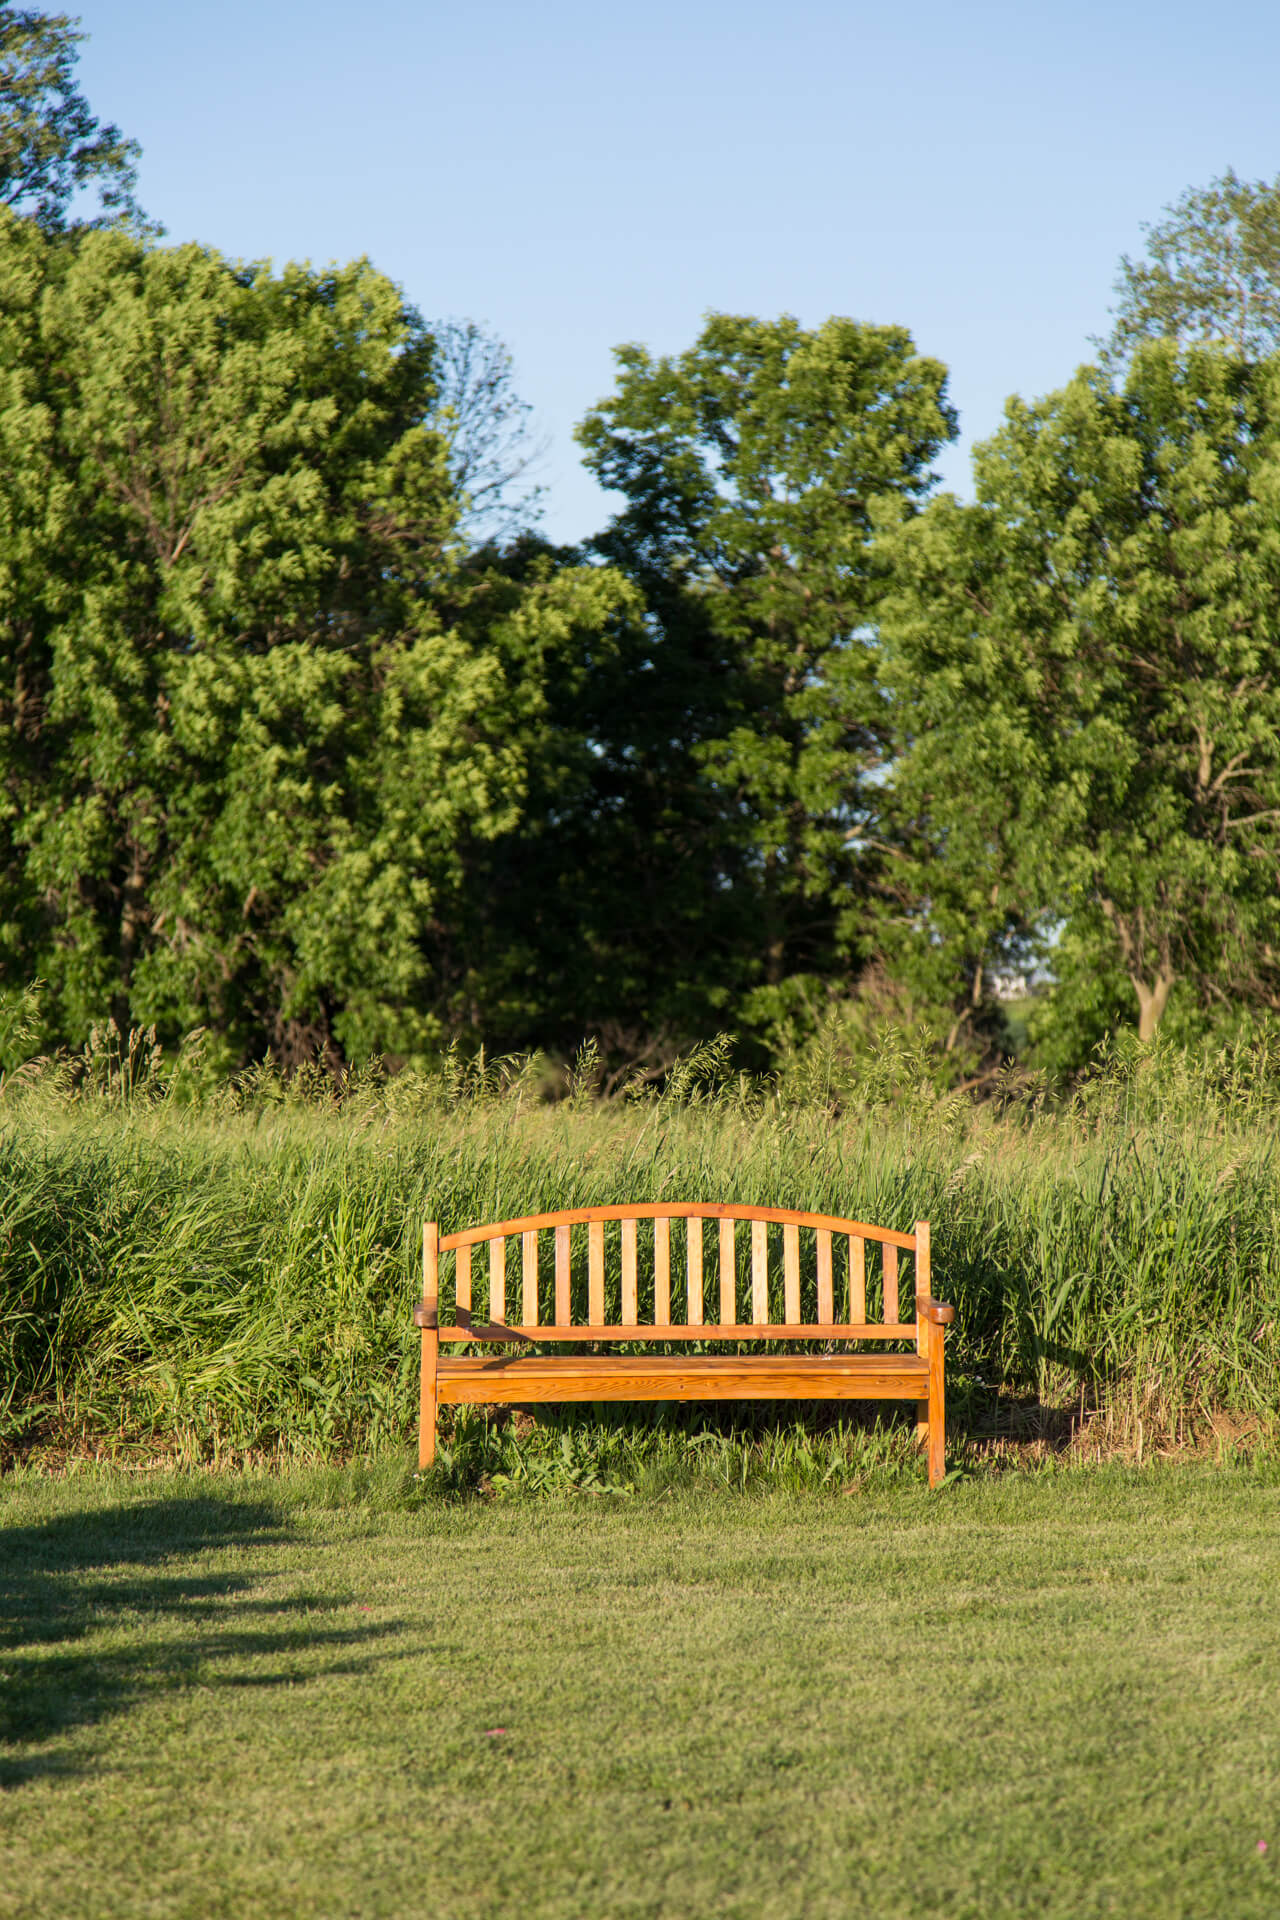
(80, 0, 1280, 544)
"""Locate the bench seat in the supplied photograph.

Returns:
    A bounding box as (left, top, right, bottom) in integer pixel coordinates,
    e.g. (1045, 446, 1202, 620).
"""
(438, 1351, 929, 1403)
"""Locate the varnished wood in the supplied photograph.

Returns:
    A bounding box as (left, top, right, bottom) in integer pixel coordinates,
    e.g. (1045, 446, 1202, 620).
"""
(850, 1234, 866, 1323)
(914, 1221, 932, 1455)
(783, 1224, 800, 1324)
(751, 1219, 768, 1324)
(427, 1316, 533, 1343)
(654, 1216, 671, 1325)
(914, 1220, 931, 1323)
(440, 1203, 918, 1252)
(719, 1217, 736, 1324)
(522, 1230, 538, 1325)
(419, 1222, 439, 1470)
(415, 1207, 952, 1489)
(928, 1314, 947, 1487)
(427, 1321, 920, 1341)
(489, 1237, 506, 1325)
(437, 1351, 929, 1404)
(555, 1224, 570, 1324)
(687, 1216, 703, 1323)
(883, 1242, 898, 1325)
(816, 1229, 833, 1325)
(621, 1217, 638, 1326)
(588, 1219, 605, 1325)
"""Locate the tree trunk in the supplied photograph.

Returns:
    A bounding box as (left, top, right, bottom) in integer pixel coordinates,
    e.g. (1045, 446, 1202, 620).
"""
(1131, 969, 1176, 1043)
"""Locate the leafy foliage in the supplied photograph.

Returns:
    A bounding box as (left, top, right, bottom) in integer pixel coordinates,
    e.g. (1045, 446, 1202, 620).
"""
(0, 5, 143, 228)
(1105, 169, 1280, 362)
(576, 313, 957, 1053)
(882, 342, 1280, 1058)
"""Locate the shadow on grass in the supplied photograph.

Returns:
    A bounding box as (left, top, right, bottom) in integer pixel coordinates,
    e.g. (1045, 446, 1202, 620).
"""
(0, 1492, 395, 1788)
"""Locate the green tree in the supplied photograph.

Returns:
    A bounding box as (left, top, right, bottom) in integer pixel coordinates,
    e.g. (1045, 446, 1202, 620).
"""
(0, 6, 143, 228)
(576, 313, 956, 1052)
(429, 317, 545, 545)
(1105, 169, 1280, 363)
(881, 342, 1280, 1062)
(0, 216, 630, 1064)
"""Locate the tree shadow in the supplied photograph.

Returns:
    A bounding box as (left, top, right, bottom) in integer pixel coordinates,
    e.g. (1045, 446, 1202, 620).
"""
(0, 1491, 398, 1788)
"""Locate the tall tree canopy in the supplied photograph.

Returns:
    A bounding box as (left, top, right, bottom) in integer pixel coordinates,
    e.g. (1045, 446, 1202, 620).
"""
(881, 341, 1280, 1063)
(1105, 170, 1280, 364)
(0, 6, 143, 228)
(0, 215, 638, 1065)
(575, 312, 956, 1051)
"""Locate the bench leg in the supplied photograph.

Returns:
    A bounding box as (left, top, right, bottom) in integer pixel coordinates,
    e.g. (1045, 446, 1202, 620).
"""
(927, 1325, 946, 1489)
(419, 1327, 439, 1470)
(916, 1400, 930, 1454)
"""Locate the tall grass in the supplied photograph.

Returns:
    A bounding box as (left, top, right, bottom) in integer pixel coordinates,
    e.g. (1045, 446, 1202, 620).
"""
(2, 1024, 1278, 1464)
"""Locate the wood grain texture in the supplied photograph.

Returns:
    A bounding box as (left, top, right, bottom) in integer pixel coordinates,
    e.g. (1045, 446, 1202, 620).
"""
(928, 1316, 947, 1487)
(686, 1216, 703, 1324)
(417, 1209, 952, 1489)
(555, 1224, 570, 1324)
(522, 1230, 539, 1325)
(440, 1203, 918, 1252)
(419, 1221, 439, 1470)
(654, 1216, 671, 1325)
(437, 1352, 929, 1404)
(588, 1219, 605, 1326)
(816, 1229, 833, 1325)
(783, 1224, 800, 1324)
(850, 1235, 866, 1323)
(916, 1397, 931, 1452)
(621, 1217, 638, 1326)
(751, 1219, 768, 1324)
(719, 1217, 737, 1325)
(489, 1237, 506, 1325)
(430, 1322, 920, 1342)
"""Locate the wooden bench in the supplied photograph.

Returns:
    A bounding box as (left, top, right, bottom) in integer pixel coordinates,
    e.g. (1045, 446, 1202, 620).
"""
(413, 1204, 955, 1486)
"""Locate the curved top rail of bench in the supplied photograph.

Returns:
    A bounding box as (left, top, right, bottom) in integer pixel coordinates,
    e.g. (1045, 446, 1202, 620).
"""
(437, 1203, 919, 1253)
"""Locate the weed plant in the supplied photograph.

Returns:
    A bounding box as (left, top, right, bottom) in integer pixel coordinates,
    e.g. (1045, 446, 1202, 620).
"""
(1, 1021, 1278, 1467)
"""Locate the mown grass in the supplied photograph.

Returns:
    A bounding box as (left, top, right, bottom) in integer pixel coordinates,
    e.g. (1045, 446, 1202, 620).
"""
(1, 1027, 1279, 1465)
(3, 1460, 1279, 1919)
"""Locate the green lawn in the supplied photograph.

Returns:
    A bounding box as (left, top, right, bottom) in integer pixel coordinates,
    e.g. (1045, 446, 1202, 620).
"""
(2, 1463, 1279, 1919)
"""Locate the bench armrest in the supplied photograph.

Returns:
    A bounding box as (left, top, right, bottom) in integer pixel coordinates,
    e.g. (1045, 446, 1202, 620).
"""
(916, 1297, 955, 1326)
(413, 1306, 533, 1344)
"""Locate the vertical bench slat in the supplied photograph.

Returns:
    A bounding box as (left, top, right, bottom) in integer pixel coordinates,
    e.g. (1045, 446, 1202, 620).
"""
(719, 1217, 736, 1324)
(419, 1221, 439, 1470)
(816, 1229, 833, 1324)
(687, 1216, 703, 1324)
(621, 1217, 638, 1326)
(588, 1220, 605, 1325)
(456, 1243, 472, 1317)
(522, 1230, 538, 1325)
(555, 1224, 571, 1324)
(751, 1219, 768, 1324)
(783, 1224, 800, 1324)
(850, 1235, 865, 1323)
(883, 1243, 899, 1324)
(489, 1237, 506, 1324)
(654, 1217, 671, 1325)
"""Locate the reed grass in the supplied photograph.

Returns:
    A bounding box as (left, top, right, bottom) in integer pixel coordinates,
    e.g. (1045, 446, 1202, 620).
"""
(2, 1024, 1278, 1466)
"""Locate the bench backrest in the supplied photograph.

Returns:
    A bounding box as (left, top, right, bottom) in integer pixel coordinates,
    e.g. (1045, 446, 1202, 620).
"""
(425, 1205, 931, 1341)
